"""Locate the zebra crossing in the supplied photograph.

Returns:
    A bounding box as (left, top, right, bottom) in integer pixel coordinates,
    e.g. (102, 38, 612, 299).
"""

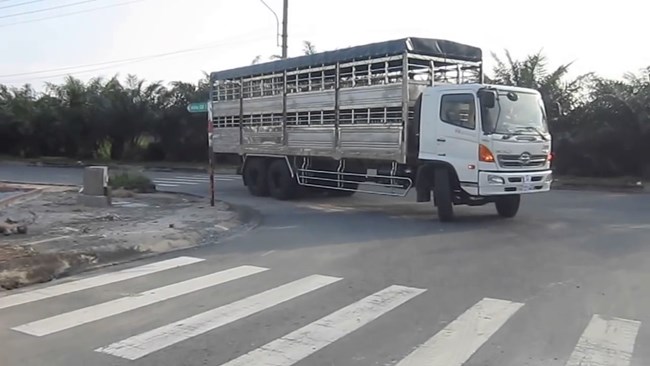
(0, 255, 643, 366)
(152, 174, 240, 188)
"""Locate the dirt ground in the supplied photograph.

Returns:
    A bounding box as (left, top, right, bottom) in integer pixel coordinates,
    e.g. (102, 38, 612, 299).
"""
(0, 185, 250, 290)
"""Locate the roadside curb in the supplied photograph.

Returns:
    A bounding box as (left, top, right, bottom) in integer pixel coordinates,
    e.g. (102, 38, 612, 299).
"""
(0, 180, 78, 188)
(10, 160, 237, 173)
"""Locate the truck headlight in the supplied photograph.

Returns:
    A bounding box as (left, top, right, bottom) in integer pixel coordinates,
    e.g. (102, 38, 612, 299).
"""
(488, 175, 505, 184)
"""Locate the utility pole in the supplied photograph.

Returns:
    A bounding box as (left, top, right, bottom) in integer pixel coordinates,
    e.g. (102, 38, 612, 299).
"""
(281, 0, 288, 59)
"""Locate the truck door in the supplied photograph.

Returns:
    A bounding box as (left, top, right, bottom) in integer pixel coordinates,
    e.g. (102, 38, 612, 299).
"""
(433, 92, 480, 184)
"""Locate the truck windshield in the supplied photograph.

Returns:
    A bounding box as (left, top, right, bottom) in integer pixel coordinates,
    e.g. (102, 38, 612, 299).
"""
(481, 90, 548, 135)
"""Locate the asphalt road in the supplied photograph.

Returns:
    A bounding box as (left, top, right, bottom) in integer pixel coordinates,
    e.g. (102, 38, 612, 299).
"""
(1, 163, 650, 366)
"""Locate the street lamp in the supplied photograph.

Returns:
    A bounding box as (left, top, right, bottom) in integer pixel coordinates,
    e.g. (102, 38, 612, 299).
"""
(258, 0, 288, 59)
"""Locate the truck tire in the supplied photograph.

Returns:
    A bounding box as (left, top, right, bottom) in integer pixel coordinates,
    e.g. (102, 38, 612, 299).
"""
(495, 195, 520, 218)
(243, 158, 270, 197)
(433, 168, 454, 222)
(267, 159, 298, 200)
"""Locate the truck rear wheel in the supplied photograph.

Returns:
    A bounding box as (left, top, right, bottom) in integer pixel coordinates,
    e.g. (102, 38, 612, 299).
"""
(433, 168, 454, 222)
(243, 158, 270, 197)
(495, 195, 520, 218)
(267, 159, 298, 200)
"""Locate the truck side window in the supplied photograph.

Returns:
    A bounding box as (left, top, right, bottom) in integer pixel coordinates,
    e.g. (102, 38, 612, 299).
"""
(440, 94, 476, 130)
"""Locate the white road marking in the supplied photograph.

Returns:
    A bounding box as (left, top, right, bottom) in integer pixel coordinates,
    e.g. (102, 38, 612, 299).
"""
(214, 224, 230, 231)
(260, 225, 299, 230)
(21, 235, 71, 246)
(298, 204, 353, 213)
(154, 183, 180, 188)
(95, 274, 343, 360)
(261, 250, 275, 257)
(11, 265, 268, 337)
(172, 176, 211, 181)
(565, 314, 641, 366)
(164, 176, 237, 182)
(394, 297, 524, 366)
(220, 285, 426, 366)
(153, 179, 199, 185)
(0, 256, 204, 310)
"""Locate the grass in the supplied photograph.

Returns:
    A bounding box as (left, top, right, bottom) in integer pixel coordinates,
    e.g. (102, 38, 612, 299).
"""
(108, 171, 156, 193)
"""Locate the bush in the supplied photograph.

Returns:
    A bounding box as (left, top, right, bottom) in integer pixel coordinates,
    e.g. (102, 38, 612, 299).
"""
(108, 172, 156, 193)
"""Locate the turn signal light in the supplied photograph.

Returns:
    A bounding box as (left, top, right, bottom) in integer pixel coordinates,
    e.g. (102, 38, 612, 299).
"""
(479, 144, 495, 162)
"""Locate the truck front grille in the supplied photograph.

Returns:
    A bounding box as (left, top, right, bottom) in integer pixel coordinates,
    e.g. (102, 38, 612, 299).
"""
(497, 154, 547, 168)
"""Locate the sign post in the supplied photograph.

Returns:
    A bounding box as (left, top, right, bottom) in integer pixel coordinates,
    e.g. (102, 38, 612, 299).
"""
(188, 101, 214, 207)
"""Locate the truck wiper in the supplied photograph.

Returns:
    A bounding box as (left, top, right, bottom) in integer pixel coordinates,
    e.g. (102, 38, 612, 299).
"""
(515, 126, 548, 141)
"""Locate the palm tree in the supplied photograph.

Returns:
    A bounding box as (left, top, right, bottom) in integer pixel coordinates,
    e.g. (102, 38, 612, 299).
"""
(252, 40, 318, 64)
(490, 49, 588, 117)
(302, 41, 316, 55)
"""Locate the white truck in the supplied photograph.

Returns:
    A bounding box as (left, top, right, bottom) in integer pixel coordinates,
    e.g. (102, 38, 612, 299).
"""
(209, 37, 554, 221)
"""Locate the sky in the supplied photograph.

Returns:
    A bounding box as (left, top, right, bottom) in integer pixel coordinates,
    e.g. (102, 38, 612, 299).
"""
(0, 0, 649, 90)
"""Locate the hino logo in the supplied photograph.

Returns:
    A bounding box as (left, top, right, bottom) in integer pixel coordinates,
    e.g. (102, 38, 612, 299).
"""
(519, 152, 532, 165)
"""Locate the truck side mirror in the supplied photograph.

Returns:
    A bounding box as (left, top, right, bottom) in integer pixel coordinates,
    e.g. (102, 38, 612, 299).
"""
(479, 90, 496, 109)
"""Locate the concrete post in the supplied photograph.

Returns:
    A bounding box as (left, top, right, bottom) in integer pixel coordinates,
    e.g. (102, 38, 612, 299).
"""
(77, 166, 111, 207)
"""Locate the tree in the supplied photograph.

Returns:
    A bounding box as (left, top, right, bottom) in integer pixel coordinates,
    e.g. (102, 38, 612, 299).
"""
(252, 40, 318, 64)
(490, 49, 582, 112)
(302, 41, 316, 55)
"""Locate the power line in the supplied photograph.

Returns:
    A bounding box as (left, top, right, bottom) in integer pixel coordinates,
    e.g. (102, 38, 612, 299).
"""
(0, 0, 102, 19)
(0, 30, 268, 79)
(0, 0, 144, 27)
(0, 0, 48, 10)
(1, 33, 269, 83)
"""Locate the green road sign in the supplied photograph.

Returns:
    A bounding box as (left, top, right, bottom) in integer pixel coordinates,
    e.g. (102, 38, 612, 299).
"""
(187, 102, 208, 113)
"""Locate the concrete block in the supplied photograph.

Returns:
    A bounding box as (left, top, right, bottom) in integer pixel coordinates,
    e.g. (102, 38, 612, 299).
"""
(77, 194, 111, 208)
(83, 166, 108, 196)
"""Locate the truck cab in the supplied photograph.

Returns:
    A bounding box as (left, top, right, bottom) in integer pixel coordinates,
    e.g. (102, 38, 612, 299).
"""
(416, 84, 553, 219)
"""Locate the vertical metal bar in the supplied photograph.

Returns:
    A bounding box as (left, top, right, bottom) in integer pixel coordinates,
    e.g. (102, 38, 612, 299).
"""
(207, 84, 215, 207)
(457, 64, 462, 84)
(239, 78, 244, 146)
(430, 60, 435, 86)
(401, 52, 410, 162)
(282, 70, 288, 145)
(384, 61, 389, 84)
(334, 62, 340, 150)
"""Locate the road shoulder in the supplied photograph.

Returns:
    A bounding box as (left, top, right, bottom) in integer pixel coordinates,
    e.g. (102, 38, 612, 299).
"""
(0, 183, 258, 291)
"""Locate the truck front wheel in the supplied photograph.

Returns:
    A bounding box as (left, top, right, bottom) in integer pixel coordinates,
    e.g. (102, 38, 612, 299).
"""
(433, 168, 454, 222)
(267, 159, 298, 200)
(495, 195, 521, 218)
(243, 158, 270, 197)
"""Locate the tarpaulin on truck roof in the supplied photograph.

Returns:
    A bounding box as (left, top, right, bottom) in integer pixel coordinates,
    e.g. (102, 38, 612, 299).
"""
(210, 37, 482, 81)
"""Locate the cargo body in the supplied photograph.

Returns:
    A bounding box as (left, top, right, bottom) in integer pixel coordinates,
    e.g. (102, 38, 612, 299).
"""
(209, 37, 553, 221)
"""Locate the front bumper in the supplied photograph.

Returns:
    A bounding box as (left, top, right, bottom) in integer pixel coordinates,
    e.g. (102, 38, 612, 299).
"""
(478, 170, 553, 196)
